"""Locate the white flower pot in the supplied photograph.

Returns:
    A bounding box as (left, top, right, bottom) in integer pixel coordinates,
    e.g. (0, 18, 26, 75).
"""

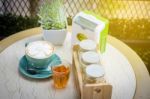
(43, 29, 67, 45)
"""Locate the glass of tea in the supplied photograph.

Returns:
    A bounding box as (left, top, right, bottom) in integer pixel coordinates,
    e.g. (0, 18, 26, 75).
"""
(51, 59, 70, 89)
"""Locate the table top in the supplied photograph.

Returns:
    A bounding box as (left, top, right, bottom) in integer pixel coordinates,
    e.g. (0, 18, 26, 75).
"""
(0, 27, 150, 99)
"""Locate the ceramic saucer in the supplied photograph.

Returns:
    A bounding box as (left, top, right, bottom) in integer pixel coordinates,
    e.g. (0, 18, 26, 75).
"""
(19, 54, 61, 79)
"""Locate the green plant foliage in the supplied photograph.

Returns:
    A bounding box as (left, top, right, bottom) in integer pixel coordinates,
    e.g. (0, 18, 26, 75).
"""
(38, 0, 67, 30)
(0, 13, 39, 37)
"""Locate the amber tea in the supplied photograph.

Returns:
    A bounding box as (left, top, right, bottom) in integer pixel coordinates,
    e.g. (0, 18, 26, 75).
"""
(52, 62, 70, 89)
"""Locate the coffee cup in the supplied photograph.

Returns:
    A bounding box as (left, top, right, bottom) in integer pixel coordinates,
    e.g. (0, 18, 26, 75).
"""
(25, 41, 54, 69)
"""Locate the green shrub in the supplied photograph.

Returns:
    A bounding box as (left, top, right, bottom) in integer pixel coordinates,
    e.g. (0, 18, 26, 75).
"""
(0, 13, 39, 37)
(38, 0, 67, 30)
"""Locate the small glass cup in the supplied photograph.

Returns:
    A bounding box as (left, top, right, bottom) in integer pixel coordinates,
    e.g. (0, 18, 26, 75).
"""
(50, 60, 70, 88)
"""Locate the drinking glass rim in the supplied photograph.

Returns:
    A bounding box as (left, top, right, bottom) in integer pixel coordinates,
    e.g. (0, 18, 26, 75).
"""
(52, 68, 70, 74)
(50, 59, 71, 65)
(51, 59, 71, 74)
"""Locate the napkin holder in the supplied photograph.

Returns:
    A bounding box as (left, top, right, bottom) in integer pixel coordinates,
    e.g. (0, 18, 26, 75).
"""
(72, 11, 109, 53)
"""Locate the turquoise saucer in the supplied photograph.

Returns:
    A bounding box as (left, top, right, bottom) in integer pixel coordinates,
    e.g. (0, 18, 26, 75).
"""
(19, 54, 61, 79)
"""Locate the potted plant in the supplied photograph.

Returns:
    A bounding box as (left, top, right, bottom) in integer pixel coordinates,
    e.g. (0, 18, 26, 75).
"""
(38, 0, 67, 45)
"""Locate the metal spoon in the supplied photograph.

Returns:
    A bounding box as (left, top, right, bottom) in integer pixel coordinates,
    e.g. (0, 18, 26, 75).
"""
(26, 64, 51, 75)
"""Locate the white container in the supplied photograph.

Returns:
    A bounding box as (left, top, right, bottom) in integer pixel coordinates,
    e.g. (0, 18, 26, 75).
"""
(79, 39, 97, 52)
(81, 51, 100, 65)
(85, 64, 105, 83)
(43, 29, 67, 45)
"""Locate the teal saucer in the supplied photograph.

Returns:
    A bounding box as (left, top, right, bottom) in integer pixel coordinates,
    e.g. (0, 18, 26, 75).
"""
(19, 54, 61, 79)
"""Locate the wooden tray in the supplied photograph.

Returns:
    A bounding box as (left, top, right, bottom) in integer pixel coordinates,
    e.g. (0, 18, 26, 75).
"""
(73, 45, 112, 99)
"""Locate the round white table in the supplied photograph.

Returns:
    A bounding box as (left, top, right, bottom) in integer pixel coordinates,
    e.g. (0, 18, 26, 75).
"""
(0, 27, 150, 99)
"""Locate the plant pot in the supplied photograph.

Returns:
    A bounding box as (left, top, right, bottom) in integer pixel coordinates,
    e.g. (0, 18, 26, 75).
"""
(43, 29, 67, 45)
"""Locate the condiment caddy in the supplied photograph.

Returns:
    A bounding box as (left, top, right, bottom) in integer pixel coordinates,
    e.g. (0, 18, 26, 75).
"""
(72, 39, 112, 99)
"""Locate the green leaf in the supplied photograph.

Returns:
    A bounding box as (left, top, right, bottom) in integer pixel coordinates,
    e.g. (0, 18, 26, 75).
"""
(37, 0, 67, 30)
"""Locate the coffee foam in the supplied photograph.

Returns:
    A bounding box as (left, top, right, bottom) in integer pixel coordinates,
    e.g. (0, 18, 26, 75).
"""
(26, 41, 53, 59)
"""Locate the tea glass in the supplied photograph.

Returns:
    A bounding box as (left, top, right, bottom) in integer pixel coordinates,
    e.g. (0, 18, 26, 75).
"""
(50, 60, 70, 88)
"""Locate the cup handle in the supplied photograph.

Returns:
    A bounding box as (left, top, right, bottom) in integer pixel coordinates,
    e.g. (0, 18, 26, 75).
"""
(25, 42, 29, 47)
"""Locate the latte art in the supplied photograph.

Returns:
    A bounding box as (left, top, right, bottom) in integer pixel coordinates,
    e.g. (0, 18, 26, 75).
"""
(26, 41, 53, 59)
